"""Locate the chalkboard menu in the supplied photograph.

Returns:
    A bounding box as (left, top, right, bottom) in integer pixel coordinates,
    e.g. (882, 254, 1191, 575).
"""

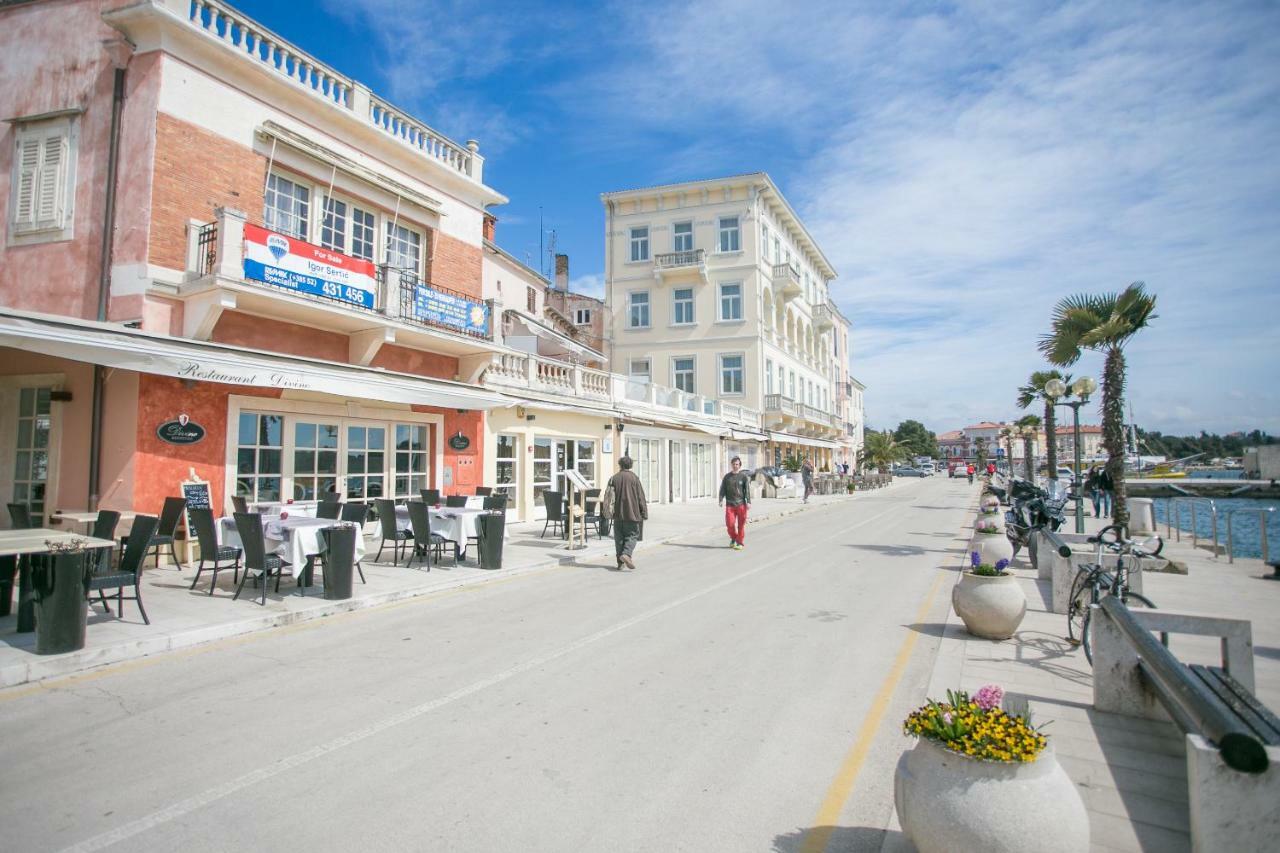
(180, 480, 212, 531)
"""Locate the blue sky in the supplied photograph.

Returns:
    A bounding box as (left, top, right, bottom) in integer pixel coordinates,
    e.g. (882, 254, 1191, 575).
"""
(234, 0, 1280, 436)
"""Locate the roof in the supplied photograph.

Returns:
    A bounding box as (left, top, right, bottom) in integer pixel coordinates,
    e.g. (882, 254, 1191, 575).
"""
(937, 430, 965, 441)
(484, 239, 551, 287)
(964, 422, 1008, 431)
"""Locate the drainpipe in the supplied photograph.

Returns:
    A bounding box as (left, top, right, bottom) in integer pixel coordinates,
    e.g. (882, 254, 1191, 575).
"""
(88, 41, 132, 510)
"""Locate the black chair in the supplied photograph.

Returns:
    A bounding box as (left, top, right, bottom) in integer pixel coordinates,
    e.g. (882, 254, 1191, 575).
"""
(581, 489, 602, 540)
(445, 495, 468, 508)
(421, 489, 441, 506)
(483, 494, 508, 511)
(474, 486, 493, 497)
(123, 496, 185, 569)
(231, 495, 249, 514)
(89, 514, 158, 623)
(232, 512, 289, 605)
(541, 491, 564, 539)
(89, 510, 121, 574)
(406, 501, 458, 569)
(316, 501, 342, 520)
(373, 498, 412, 565)
(340, 502, 368, 524)
(187, 508, 241, 595)
(7, 503, 32, 529)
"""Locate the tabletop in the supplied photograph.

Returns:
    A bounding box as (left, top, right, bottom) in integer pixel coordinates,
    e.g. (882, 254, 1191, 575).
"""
(52, 510, 139, 526)
(0, 529, 119, 557)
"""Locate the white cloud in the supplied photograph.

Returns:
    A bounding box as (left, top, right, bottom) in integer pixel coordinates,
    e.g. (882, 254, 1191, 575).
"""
(567, 274, 605, 300)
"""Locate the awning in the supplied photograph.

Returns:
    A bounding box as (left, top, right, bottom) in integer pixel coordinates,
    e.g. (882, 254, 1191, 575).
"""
(0, 309, 511, 410)
(729, 429, 768, 442)
(504, 310, 603, 361)
(768, 431, 839, 450)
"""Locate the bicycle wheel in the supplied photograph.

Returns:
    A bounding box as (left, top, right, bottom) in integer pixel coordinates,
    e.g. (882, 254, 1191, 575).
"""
(1081, 590, 1156, 664)
(1066, 569, 1093, 647)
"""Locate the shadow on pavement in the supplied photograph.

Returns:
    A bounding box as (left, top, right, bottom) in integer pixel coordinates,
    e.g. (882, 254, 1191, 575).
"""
(904, 621, 949, 638)
(773, 826, 902, 852)
(844, 544, 951, 557)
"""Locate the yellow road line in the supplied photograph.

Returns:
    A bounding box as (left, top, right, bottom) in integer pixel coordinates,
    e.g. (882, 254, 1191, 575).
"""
(801, 568, 948, 853)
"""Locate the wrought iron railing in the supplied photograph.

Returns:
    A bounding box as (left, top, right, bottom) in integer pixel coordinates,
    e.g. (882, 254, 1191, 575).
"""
(197, 222, 218, 276)
(383, 266, 492, 340)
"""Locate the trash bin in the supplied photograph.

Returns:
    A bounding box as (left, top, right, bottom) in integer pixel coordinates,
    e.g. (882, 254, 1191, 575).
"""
(320, 525, 357, 600)
(475, 513, 506, 570)
(0, 556, 15, 618)
(33, 551, 92, 655)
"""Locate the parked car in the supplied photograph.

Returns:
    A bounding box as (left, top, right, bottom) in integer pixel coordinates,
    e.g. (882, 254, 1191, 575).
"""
(894, 466, 929, 477)
(1055, 466, 1076, 480)
(948, 462, 968, 478)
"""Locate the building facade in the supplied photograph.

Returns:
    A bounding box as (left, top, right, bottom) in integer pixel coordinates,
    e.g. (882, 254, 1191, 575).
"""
(601, 174, 848, 475)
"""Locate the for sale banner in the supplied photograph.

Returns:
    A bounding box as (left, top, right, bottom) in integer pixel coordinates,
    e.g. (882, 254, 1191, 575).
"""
(243, 223, 377, 309)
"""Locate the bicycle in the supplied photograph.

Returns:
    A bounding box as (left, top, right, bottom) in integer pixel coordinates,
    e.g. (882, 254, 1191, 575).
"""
(1066, 524, 1162, 663)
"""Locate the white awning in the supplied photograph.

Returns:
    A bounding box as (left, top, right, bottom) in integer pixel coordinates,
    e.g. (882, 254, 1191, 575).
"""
(0, 309, 511, 410)
(768, 431, 839, 450)
(504, 310, 603, 360)
(729, 429, 768, 442)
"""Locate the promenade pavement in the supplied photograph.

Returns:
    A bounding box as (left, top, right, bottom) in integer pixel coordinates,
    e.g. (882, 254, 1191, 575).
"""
(884, 495, 1280, 853)
(0, 484, 895, 688)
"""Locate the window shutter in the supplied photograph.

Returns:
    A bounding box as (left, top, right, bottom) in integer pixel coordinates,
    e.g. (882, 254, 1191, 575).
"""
(36, 132, 68, 228)
(13, 136, 42, 231)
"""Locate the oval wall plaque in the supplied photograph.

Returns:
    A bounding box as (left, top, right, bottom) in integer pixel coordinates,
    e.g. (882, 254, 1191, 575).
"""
(448, 432, 471, 451)
(157, 415, 206, 445)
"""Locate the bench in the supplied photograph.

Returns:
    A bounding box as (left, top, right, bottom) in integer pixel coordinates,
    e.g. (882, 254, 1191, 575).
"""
(1091, 596, 1280, 851)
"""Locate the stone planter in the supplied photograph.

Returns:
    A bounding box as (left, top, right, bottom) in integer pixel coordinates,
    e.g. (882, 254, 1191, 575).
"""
(980, 495, 1001, 512)
(952, 570, 1026, 639)
(895, 736, 1088, 853)
(970, 530, 1014, 565)
(974, 510, 1005, 532)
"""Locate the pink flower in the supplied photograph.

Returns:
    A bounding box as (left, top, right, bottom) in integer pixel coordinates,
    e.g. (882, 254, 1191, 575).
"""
(942, 712, 953, 725)
(974, 684, 1004, 711)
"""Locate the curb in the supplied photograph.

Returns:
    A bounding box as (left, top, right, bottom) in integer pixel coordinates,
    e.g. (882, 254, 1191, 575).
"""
(3, 490, 886, 689)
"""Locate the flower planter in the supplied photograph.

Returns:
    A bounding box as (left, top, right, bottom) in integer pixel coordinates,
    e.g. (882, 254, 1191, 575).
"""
(895, 736, 1088, 853)
(952, 570, 1026, 639)
(971, 530, 1014, 565)
(974, 510, 1005, 532)
(980, 495, 1001, 512)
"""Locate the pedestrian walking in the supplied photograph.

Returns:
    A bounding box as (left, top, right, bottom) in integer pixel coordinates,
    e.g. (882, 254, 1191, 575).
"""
(603, 456, 647, 570)
(966, 462, 975, 485)
(1097, 466, 1115, 519)
(801, 458, 815, 503)
(986, 461, 996, 477)
(719, 456, 752, 550)
(1084, 466, 1102, 517)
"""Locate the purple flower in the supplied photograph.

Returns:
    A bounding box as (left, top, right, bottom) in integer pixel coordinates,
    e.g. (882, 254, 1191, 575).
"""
(974, 684, 1004, 711)
(970, 551, 981, 567)
(995, 558, 1010, 571)
(942, 712, 953, 725)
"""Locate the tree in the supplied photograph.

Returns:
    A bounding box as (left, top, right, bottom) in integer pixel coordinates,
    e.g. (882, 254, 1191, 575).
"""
(999, 426, 1015, 473)
(893, 420, 938, 458)
(1040, 282, 1158, 528)
(864, 430, 908, 473)
(1017, 369, 1070, 479)
(974, 436, 989, 470)
(1016, 414, 1042, 480)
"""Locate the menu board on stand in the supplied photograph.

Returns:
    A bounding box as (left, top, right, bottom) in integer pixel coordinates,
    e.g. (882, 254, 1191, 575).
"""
(179, 471, 212, 564)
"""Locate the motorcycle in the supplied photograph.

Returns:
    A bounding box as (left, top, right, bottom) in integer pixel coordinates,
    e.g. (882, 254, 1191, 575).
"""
(1004, 479, 1069, 559)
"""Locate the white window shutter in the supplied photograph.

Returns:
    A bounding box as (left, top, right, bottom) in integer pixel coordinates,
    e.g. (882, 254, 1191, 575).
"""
(36, 132, 68, 229)
(13, 136, 42, 231)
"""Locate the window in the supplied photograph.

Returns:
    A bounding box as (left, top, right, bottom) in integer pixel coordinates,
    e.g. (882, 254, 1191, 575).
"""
(12, 387, 52, 518)
(718, 216, 740, 252)
(576, 440, 597, 486)
(527, 286, 537, 312)
(495, 434, 519, 507)
(761, 225, 770, 261)
(574, 308, 592, 325)
(719, 282, 743, 321)
(385, 221, 421, 276)
(789, 370, 796, 399)
(292, 421, 339, 500)
(394, 423, 430, 498)
(774, 236, 781, 263)
(345, 424, 386, 500)
(629, 358, 651, 381)
(264, 173, 310, 239)
(672, 288, 695, 325)
(236, 412, 284, 503)
(320, 197, 376, 261)
(320, 198, 348, 254)
(766, 359, 774, 395)
(719, 354, 744, 395)
(10, 117, 76, 243)
(673, 357, 695, 393)
(352, 208, 376, 261)
(673, 221, 693, 252)
(778, 365, 785, 397)
(630, 226, 650, 262)
(628, 291, 650, 328)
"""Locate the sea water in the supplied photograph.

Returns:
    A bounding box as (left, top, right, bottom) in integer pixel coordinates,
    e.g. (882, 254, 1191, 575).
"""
(1151, 496, 1278, 560)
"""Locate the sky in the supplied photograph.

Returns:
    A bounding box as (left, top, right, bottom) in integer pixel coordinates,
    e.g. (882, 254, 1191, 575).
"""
(234, 0, 1280, 437)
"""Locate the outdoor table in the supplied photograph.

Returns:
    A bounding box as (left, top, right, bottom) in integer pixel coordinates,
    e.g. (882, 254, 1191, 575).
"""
(394, 505, 498, 556)
(0, 529, 117, 633)
(218, 516, 366, 589)
(51, 509, 138, 532)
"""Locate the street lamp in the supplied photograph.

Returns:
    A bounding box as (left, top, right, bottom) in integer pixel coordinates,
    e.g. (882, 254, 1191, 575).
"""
(1046, 376, 1097, 533)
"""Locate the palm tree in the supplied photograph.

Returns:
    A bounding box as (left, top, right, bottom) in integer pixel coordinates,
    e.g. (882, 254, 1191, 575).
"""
(999, 426, 1015, 475)
(1015, 414, 1042, 480)
(1017, 370, 1070, 480)
(1039, 282, 1158, 527)
(974, 436, 989, 470)
(863, 430, 907, 473)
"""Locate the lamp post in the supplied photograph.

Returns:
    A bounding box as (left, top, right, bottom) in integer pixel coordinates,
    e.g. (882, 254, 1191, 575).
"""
(1046, 376, 1097, 534)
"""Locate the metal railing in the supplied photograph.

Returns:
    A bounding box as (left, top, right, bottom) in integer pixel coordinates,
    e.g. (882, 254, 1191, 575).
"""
(1163, 497, 1276, 563)
(196, 221, 218, 276)
(384, 266, 492, 340)
(654, 249, 705, 270)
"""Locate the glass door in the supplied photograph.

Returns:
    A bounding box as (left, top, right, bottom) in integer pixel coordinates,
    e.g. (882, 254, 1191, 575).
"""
(495, 433, 519, 515)
(291, 421, 340, 501)
(345, 423, 387, 501)
(12, 387, 53, 520)
(669, 441, 684, 502)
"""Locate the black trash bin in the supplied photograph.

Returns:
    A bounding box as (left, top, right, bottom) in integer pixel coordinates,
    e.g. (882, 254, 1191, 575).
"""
(0, 556, 15, 618)
(475, 513, 506, 570)
(33, 551, 92, 655)
(320, 525, 357, 600)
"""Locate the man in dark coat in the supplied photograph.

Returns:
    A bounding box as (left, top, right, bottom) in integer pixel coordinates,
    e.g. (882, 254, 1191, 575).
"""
(606, 456, 648, 570)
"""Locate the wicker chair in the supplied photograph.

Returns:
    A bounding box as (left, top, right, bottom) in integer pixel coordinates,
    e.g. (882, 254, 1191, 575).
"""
(89, 514, 159, 623)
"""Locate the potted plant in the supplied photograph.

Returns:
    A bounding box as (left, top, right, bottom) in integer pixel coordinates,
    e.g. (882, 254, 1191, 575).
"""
(952, 551, 1026, 639)
(895, 685, 1088, 853)
(971, 517, 1014, 564)
(980, 494, 1001, 512)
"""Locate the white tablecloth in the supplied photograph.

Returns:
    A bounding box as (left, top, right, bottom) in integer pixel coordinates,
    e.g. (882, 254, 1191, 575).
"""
(219, 515, 366, 574)
(393, 506, 499, 546)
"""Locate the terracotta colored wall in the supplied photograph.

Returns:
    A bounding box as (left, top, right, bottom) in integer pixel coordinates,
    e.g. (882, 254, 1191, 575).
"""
(370, 344, 458, 380)
(148, 111, 266, 271)
(429, 231, 483, 299)
(132, 374, 281, 515)
(414, 406, 484, 495)
(211, 311, 348, 362)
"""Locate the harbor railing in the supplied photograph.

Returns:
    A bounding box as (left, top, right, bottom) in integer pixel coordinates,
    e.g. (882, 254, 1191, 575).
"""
(1161, 497, 1276, 564)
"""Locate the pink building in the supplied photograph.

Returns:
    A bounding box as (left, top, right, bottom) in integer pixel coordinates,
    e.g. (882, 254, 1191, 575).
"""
(0, 0, 511, 522)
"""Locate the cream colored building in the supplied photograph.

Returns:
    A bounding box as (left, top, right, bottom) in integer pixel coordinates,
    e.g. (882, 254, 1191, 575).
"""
(601, 173, 847, 472)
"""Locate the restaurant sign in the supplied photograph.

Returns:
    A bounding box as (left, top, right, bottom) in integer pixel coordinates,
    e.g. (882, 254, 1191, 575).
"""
(412, 284, 489, 335)
(448, 432, 471, 451)
(157, 414, 206, 445)
(243, 224, 377, 309)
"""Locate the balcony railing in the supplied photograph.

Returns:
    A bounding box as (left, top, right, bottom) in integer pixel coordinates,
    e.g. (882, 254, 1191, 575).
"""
(655, 249, 705, 270)
(772, 263, 803, 300)
(178, 0, 483, 181)
(814, 301, 837, 331)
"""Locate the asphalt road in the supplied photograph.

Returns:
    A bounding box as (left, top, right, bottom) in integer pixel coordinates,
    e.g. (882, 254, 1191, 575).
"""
(0, 476, 975, 853)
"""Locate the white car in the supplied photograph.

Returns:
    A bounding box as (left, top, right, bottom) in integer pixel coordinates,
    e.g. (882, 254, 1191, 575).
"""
(1055, 466, 1076, 480)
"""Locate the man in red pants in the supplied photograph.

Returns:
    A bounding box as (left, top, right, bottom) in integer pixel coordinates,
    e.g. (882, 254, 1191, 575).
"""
(719, 456, 752, 550)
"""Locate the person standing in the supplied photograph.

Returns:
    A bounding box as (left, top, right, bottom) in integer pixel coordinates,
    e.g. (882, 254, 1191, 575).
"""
(801, 458, 815, 504)
(1084, 466, 1102, 517)
(986, 461, 996, 477)
(719, 456, 752, 550)
(1097, 465, 1115, 519)
(604, 456, 648, 570)
(966, 462, 975, 484)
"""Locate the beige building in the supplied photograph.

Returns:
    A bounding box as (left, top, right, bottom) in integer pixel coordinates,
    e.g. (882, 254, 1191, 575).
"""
(601, 173, 848, 472)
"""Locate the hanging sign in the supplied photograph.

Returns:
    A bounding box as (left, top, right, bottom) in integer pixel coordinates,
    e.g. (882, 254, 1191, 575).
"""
(448, 432, 471, 451)
(157, 414, 206, 445)
(412, 284, 489, 335)
(243, 223, 377, 309)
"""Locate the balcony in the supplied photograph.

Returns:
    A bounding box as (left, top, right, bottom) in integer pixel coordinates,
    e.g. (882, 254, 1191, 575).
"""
(772, 263, 803, 301)
(762, 394, 841, 437)
(653, 249, 708, 283)
(480, 352, 614, 401)
(181, 208, 497, 359)
(814, 300, 837, 332)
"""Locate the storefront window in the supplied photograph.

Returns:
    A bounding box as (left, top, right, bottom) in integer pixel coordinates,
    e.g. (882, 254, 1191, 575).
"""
(394, 424, 430, 498)
(496, 434, 519, 506)
(13, 387, 52, 518)
(236, 412, 283, 502)
(346, 425, 386, 500)
(292, 421, 339, 500)
(576, 440, 596, 486)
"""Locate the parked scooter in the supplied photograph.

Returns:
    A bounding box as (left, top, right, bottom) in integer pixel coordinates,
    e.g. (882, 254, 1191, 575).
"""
(1004, 479, 1069, 558)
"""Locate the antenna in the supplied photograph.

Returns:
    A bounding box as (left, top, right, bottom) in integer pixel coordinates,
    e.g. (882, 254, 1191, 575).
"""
(538, 208, 543, 279)
(545, 230, 558, 283)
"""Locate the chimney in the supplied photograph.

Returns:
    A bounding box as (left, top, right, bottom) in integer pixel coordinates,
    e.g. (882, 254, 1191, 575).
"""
(555, 254, 569, 290)
(483, 213, 496, 242)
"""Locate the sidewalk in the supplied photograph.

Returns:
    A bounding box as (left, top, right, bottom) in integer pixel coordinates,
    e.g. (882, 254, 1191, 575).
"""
(890, 509, 1280, 852)
(0, 487, 886, 689)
